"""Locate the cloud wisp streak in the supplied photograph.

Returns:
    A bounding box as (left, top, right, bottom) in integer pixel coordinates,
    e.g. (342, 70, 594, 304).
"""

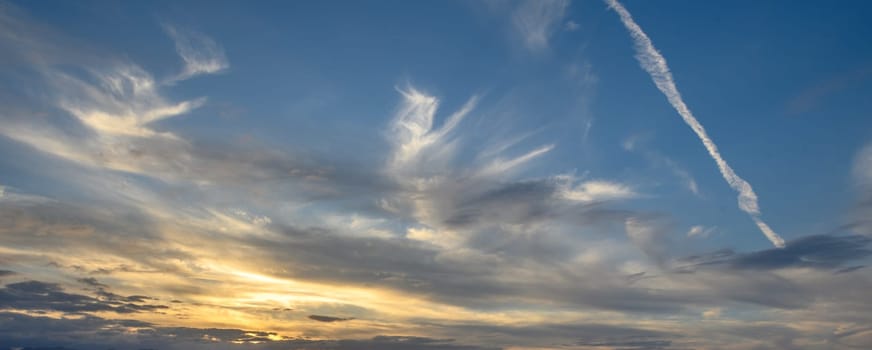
(163, 23, 229, 83)
(605, 0, 785, 248)
(512, 0, 569, 52)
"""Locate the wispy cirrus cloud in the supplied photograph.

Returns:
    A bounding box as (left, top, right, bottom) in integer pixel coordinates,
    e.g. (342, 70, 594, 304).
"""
(606, 0, 785, 248)
(388, 86, 477, 176)
(623, 133, 700, 196)
(382, 86, 635, 235)
(0, 12, 661, 342)
(162, 23, 229, 83)
(687, 225, 716, 238)
(0, 10, 207, 177)
(511, 0, 569, 51)
(0, 64, 204, 174)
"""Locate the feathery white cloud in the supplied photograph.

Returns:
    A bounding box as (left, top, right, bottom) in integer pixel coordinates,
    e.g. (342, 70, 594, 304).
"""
(163, 24, 229, 82)
(606, 0, 785, 248)
(687, 225, 716, 238)
(477, 144, 554, 177)
(55, 65, 205, 138)
(0, 62, 204, 175)
(558, 177, 637, 203)
(388, 86, 478, 180)
(512, 0, 569, 51)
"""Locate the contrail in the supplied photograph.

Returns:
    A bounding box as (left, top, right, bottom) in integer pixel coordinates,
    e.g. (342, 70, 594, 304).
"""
(605, 0, 785, 248)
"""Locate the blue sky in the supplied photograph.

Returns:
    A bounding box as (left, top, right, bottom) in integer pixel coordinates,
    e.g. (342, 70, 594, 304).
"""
(1, 0, 872, 349)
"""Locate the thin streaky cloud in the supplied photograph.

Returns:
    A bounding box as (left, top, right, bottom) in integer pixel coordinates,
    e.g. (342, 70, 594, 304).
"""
(388, 86, 478, 174)
(512, 0, 569, 51)
(162, 23, 229, 83)
(557, 175, 637, 202)
(687, 225, 715, 238)
(477, 143, 555, 177)
(623, 134, 700, 196)
(605, 0, 785, 248)
(0, 62, 206, 175)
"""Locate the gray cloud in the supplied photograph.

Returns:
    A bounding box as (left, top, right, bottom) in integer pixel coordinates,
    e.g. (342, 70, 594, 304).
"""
(0, 312, 498, 350)
(576, 338, 672, 350)
(308, 315, 354, 323)
(236, 223, 699, 314)
(678, 234, 872, 272)
(426, 322, 680, 350)
(0, 280, 168, 314)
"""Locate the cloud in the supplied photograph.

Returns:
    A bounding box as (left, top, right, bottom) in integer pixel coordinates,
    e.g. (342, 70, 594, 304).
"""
(476, 144, 554, 177)
(233, 221, 705, 314)
(77, 277, 108, 289)
(564, 20, 580, 32)
(163, 23, 229, 83)
(606, 0, 785, 248)
(0, 312, 500, 350)
(2, 13, 658, 337)
(383, 86, 635, 236)
(0, 280, 169, 314)
(575, 338, 672, 350)
(308, 314, 354, 323)
(687, 225, 716, 238)
(558, 177, 637, 202)
(8, 5, 872, 348)
(787, 65, 872, 114)
(0, 8, 370, 213)
(624, 134, 700, 196)
(511, 0, 569, 51)
(854, 142, 872, 190)
(0, 311, 284, 348)
(678, 234, 872, 271)
(435, 176, 634, 231)
(0, 4, 220, 182)
(625, 216, 673, 265)
(54, 64, 205, 138)
(388, 86, 477, 176)
(0, 55, 207, 178)
(1, 70, 657, 330)
(850, 143, 872, 237)
(444, 322, 679, 350)
(702, 307, 722, 319)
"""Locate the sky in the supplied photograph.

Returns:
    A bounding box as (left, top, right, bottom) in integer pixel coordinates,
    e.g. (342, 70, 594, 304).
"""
(1, 0, 872, 349)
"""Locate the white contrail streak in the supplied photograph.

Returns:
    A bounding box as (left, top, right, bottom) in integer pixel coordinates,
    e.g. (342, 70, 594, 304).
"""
(605, 0, 785, 248)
